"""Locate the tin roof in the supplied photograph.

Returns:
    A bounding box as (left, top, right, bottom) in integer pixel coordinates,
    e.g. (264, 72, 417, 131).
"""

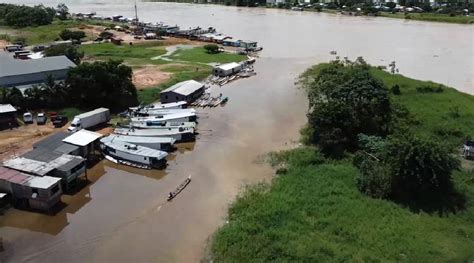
(5, 150, 84, 176)
(0, 104, 16, 114)
(33, 131, 79, 154)
(3, 157, 56, 176)
(25, 176, 62, 189)
(63, 129, 103, 147)
(161, 80, 204, 96)
(0, 56, 76, 78)
(0, 167, 60, 189)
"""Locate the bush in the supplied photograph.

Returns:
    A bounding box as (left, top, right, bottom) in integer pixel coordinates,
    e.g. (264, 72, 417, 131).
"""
(391, 84, 401, 95)
(356, 158, 392, 198)
(43, 44, 84, 64)
(204, 44, 219, 54)
(59, 29, 86, 41)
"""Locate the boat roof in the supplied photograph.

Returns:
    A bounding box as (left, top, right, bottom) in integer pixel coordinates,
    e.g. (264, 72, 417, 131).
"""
(216, 62, 241, 71)
(131, 111, 196, 121)
(100, 137, 168, 159)
(161, 80, 204, 96)
(140, 108, 196, 114)
(74, 108, 109, 119)
(108, 134, 176, 144)
(114, 127, 194, 136)
(63, 129, 103, 146)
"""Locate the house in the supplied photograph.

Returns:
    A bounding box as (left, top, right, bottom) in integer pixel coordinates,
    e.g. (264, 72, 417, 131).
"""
(0, 166, 62, 212)
(223, 39, 241, 47)
(0, 56, 76, 92)
(213, 62, 242, 77)
(3, 150, 86, 192)
(0, 104, 17, 130)
(239, 40, 258, 50)
(160, 80, 205, 103)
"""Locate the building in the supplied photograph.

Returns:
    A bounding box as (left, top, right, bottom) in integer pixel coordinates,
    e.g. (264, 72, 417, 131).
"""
(0, 55, 76, 91)
(0, 166, 62, 212)
(3, 150, 86, 192)
(213, 62, 242, 77)
(0, 104, 17, 130)
(160, 80, 205, 103)
(62, 129, 103, 159)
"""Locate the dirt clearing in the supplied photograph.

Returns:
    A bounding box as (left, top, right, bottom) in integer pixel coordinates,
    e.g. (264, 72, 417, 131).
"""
(132, 65, 172, 89)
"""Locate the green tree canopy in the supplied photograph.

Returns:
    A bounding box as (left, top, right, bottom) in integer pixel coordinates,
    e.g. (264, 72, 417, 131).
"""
(65, 60, 138, 110)
(0, 4, 55, 27)
(59, 29, 86, 41)
(56, 3, 69, 20)
(301, 58, 392, 157)
(43, 44, 84, 64)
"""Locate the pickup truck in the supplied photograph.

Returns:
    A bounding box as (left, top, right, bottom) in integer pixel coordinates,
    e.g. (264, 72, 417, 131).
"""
(53, 116, 68, 128)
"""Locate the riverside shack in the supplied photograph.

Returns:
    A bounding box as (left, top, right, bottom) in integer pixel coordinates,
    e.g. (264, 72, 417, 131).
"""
(160, 80, 205, 104)
(213, 62, 242, 77)
(0, 166, 62, 212)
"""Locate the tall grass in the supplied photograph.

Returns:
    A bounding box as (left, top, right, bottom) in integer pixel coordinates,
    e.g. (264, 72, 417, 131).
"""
(168, 47, 247, 64)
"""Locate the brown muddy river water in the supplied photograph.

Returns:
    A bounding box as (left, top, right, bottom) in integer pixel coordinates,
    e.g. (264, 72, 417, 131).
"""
(1, 1, 473, 262)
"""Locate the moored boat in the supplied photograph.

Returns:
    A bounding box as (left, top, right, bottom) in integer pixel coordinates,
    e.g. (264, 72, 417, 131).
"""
(130, 121, 197, 129)
(107, 134, 176, 151)
(114, 126, 196, 142)
(100, 136, 168, 169)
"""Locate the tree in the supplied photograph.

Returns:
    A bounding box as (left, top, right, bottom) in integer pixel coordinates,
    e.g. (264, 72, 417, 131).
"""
(2, 4, 55, 27)
(99, 31, 114, 39)
(56, 3, 69, 20)
(43, 44, 84, 64)
(66, 60, 138, 110)
(386, 2, 396, 9)
(302, 58, 392, 157)
(204, 44, 220, 54)
(59, 29, 86, 41)
(386, 134, 460, 206)
(4, 87, 24, 107)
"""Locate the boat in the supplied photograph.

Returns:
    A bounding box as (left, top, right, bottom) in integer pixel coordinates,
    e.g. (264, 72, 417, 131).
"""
(107, 134, 176, 151)
(130, 112, 197, 123)
(137, 108, 196, 116)
(167, 176, 191, 201)
(130, 101, 187, 112)
(130, 121, 197, 130)
(100, 136, 168, 169)
(114, 126, 196, 142)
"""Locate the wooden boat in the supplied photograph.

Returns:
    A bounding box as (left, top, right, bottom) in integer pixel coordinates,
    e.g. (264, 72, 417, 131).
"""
(167, 176, 191, 201)
(114, 126, 196, 142)
(221, 97, 229, 104)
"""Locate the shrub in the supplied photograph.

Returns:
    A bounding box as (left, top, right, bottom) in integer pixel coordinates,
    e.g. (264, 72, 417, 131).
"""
(59, 29, 86, 41)
(391, 84, 401, 95)
(204, 44, 219, 54)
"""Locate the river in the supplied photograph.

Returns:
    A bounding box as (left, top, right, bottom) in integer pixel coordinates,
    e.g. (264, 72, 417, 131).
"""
(0, 1, 473, 262)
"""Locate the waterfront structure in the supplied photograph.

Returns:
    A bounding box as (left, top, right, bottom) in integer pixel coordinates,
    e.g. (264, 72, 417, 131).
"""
(160, 80, 205, 103)
(62, 129, 104, 158)
(0, 166, 62, 212)
(0, 104, 17, 130)
(3, 150, 86, 191)
(0, 56, 76, 91)
(33, 131, 81, 155)
(213, 62, 242, 77)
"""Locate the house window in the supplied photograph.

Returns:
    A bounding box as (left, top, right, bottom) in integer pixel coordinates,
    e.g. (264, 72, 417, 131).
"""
(144, 157, 147, 160)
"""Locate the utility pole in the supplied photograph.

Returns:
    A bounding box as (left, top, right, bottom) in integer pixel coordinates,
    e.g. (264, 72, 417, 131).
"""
(134, 0, 140, 33)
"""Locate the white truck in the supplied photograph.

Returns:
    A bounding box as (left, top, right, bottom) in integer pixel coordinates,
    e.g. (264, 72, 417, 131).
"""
(68, 108, 110, 132)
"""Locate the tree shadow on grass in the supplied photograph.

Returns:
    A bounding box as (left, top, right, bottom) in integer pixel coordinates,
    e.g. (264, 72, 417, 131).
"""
(393, 190, 467, 216)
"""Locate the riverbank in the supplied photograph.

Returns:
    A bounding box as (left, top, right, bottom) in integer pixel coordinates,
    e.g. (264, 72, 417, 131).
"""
(210, 65, 474, 261)
(148, 1, 474, 24)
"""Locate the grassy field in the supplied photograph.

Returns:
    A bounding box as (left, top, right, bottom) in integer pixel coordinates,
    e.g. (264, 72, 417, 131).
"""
(167, 47, 247, 64)
(137, 64, 212, 104)
(1, 19, 125, 45)
(210, 67, 474, 261)
(80, 42, 168, 66)
(380, 12, 474, 24)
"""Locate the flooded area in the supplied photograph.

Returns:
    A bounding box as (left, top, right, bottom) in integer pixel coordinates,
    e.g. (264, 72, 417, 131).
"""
(1, 1, 474, 262)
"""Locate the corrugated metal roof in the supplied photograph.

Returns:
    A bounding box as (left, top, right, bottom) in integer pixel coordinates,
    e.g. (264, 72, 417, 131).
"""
(0, 104, 16, 114)
(33, 132, 79, 154)
(5, 150, 84, 176)
(0, 56, 76, 78)
(63, 129, 103, 146)
(161, 80, 204, 96)
(216, 62, 241, 71)
(3, 157, 55, 176)
(25, 176, 61, 189)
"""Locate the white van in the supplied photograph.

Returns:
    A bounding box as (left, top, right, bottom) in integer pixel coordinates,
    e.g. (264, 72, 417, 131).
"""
(23, 112, 33, 124)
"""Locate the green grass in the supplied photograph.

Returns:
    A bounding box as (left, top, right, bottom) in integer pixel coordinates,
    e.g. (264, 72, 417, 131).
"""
(380, 12, 474, 24)
(211, 148, 474, 262)
(211, 67, 474, 261)
(167, 47, 247, 64)
(80, 42, 168, 66)
(57, 107, 82, 120)
(137, 64, 212, 104)
(370, 68, 474, 149)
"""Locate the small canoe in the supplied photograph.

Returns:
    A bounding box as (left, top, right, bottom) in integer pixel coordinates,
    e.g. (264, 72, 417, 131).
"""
(167, 176, 191, 201)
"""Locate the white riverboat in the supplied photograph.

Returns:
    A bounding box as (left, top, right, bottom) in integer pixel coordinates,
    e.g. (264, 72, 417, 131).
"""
(114, 127, 195, 142)
(106, 134, 176, 151)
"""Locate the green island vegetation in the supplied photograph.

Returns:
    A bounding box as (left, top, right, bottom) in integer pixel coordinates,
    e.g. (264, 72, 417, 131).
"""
(210, 58, 474, 261)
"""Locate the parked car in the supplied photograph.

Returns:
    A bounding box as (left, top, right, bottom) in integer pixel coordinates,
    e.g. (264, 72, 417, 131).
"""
(36, 113, 47, 125)
(53, 115, 68, 128)
(23, 112, 33, 124)
(49, 111, 58, 122)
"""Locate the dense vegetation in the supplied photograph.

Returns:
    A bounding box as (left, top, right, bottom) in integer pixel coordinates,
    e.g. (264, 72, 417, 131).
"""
(43, 44, 84, 64)
(211, 60, 474, 261)
(0, 4, 55, 27)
